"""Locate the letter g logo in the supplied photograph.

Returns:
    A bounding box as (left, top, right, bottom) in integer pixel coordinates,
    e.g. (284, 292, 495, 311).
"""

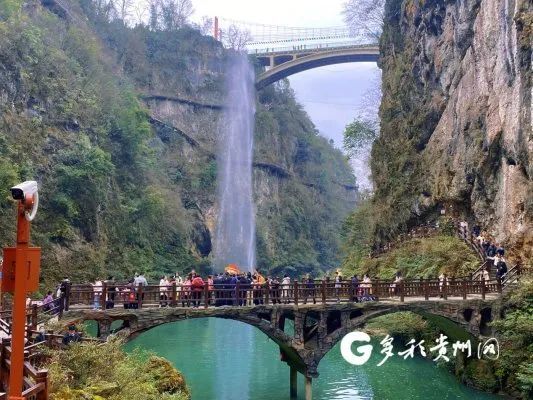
(340, 331, 373, 366)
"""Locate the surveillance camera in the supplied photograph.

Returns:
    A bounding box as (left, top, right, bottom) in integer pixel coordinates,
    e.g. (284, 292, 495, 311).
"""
(10, 181, 38, 201)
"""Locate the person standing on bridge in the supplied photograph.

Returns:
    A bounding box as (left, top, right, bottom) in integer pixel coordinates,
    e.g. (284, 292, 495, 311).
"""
(335, 271, 343, 302)
(361, 274, 372, 296)
(134, 273, 147, 308)
(159, 275, 169, 307)
(350, 275, 360, 301)
(269, 276, 281, 304)
(134, 272, 148, 287)
(91, 278, 103, 310)
(389, 271, 403, 298)
(282, 275, 291, 304)
(191, 273, 205, 308)
(105, 276, 116, 309)
(181, 274, 192, 307)
(304, 275, 316, 304)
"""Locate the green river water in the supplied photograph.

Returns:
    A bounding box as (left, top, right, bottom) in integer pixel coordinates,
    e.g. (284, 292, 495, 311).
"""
(123, 318, 501, 400)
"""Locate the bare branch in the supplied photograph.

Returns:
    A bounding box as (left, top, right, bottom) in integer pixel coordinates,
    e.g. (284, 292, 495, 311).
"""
(343, 0, 385, 41)
(221, 24, 252, 50)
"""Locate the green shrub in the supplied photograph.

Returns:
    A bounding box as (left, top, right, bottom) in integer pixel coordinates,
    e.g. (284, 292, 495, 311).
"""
(343, 234, 480, 280)
(491, 279, 533, 398)
(45, 339, 190, 400)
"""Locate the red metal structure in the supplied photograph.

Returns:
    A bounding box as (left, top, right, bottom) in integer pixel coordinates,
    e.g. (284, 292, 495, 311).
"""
(1, 182, 40, 400)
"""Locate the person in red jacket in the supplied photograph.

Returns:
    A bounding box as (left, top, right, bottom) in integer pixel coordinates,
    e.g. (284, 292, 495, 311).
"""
(191, 273, 205, 308)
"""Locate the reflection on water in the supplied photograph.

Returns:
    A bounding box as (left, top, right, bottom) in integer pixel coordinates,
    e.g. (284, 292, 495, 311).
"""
(125, 318, 499, 400)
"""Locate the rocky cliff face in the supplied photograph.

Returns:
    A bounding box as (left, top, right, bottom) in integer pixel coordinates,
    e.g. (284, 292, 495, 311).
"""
(143, 82, 358, 274)
(375, 0, 531, 259)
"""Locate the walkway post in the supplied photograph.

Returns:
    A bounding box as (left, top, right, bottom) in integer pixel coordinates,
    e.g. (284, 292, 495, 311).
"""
(481, 277, 486, 300)
(137, 285, 143, 309)
(294, 280, 299, 305)
(443, 275, 448, 300)
(265, 280, 270, 305)
(171, 282, 177, 307)
(290, 366, 297, 398)
(102, 282, 107, 310)
(321, 280, 326, 304)
(204, 281, 209, 308)
(462, 277, 467, 300)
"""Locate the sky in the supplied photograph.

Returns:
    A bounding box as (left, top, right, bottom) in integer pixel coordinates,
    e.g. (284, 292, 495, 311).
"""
(190, 0, 379, 188)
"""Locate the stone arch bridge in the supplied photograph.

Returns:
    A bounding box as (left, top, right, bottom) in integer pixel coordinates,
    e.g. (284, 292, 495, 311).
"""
(63, 298, 498, 397)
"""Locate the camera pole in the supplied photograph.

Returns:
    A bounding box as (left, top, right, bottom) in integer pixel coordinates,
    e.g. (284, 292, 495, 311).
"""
(8, 195, 35, 400)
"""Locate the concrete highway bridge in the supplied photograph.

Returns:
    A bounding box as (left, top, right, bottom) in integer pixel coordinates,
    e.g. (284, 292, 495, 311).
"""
(253, 43, 380, 89)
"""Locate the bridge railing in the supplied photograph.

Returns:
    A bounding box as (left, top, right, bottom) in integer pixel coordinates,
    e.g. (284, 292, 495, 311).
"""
(252, 42, 378, 57)
(62, 277, 502, 310)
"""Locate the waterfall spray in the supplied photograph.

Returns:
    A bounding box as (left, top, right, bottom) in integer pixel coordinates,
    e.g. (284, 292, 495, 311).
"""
(214, 54, 256, 273)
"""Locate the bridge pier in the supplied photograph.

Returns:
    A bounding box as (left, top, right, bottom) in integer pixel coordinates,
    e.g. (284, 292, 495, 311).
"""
(290, 366, 297, 398)
(96, 320, 111, 339)
(305, 376, 312, 400)
(289, 366, 312, 400)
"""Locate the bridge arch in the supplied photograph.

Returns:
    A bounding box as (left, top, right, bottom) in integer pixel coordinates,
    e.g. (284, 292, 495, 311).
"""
(62, 299, 495, 378)
(255, 46, 380, 89)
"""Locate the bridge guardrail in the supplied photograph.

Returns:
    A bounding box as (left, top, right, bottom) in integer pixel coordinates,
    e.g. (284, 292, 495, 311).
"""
(252, 42, 378, 57)
(61, 276, 502, 311)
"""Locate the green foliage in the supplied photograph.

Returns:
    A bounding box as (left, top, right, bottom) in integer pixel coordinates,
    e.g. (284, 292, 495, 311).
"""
(464, 360, 499, 392)
(343, 118, 378, 159)
(254, 81, 356, 275)
(0, 0, 22, 20)
(341, 198, 375, 269)
(45, 339, 190, 400)
(490, 279, 533, 398)
(365, 311, 437, 343)
(343, 234, 480, 279)
(0, 3, 196, 288)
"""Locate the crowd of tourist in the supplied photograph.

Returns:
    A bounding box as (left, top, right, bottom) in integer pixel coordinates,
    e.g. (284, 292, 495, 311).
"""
(74, 270, 388, 310)
(468, 224, 509, 280)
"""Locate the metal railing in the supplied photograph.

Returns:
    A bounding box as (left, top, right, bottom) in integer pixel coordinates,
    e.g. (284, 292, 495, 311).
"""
(251, 42, 378, 57)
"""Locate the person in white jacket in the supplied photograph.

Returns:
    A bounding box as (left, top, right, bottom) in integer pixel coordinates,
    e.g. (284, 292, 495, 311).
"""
(281, 275, 291, 304)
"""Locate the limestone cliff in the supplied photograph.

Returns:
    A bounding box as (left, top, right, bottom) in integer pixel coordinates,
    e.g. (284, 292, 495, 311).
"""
(375, 0, 531, 260)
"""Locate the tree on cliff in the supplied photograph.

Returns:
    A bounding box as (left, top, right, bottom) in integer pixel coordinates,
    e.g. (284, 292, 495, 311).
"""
(343, 71, 381, 158)
(222, 24, 252, 50)
(148, 0, 194, 31)
(343, 0, 385, 40)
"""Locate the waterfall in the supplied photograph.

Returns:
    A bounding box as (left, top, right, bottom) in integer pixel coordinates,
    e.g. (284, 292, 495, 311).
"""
(214, 54, 256, 273)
